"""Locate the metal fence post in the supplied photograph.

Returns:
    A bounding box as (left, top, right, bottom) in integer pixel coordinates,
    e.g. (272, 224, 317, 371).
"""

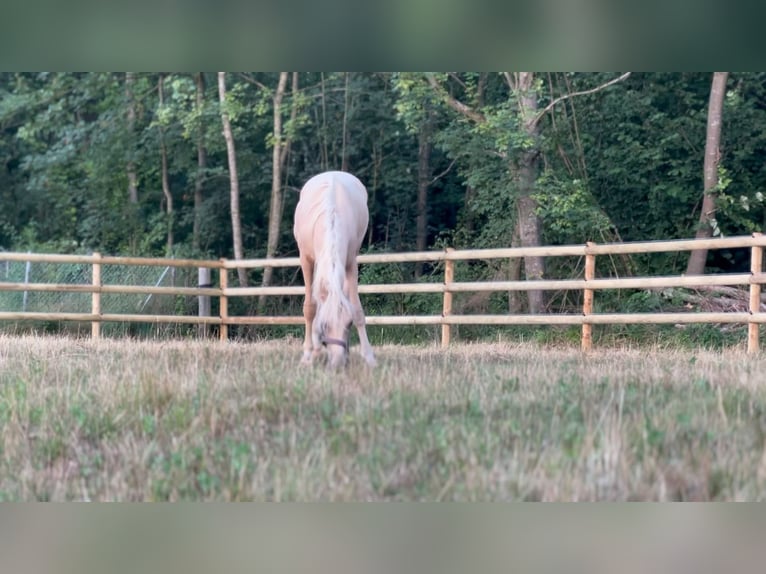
(22, 253, 31, 312)
(198, 267, 211, 338)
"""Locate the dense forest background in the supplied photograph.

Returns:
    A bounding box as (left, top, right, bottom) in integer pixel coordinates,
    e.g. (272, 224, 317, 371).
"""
(1, 72, 764, 323)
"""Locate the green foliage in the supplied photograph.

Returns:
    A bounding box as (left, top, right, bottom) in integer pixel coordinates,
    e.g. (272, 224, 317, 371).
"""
(535, 171, 613, 244)
(543, 72, 766, 274)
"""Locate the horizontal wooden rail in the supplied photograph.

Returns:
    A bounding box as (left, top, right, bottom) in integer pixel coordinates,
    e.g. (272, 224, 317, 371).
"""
(441, 236, 766, 260)
(224, 286, 305, 297)
(5, 235, 766, 270)
(360, 251, 452, 264)
(1, 234, 764, 352)
(0, 282, 222, 296)
(222, 273, 766, 297)
(373, 313, 766, 326)
(0, 312, 223, 324)
(223, 316, 303, 326)
(215, 235, 766, 268)
(442, 273, 763, 292)
(0, 252, 220, 268)
(583, 236, 766, 255)
(6, 274, 765, 299)
(222, 256, 301, 269)
(225, 312, 766, 327)
(4, 311, 764, 328)
(0, 312, 100, 322)
(98, 256, 221, 268)
(99, 314, 223, 324)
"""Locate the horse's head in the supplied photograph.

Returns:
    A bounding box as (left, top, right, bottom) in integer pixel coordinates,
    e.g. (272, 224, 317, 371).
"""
(313, 299, 353, 369)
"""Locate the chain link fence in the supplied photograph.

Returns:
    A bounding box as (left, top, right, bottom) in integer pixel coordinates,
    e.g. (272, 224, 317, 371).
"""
(0, 259, 202, 337)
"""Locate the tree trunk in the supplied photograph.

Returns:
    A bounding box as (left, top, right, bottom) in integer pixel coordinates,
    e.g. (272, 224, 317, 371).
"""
(320, 72, 329, 171)
(158, 74, 173, 256)
(261, 72, 289, 303)
(125, 72, 138, 204)
(463, 185, 476, 236)
(341, 72, 351, 171)
(516, 72, 545, 313)
(193, 72, 207, 253)
(687, 72, 729, 276)
(218, 72, 247, 287)
(280, 73, 299, 209)
(195, 73, 209, 337)
(368, 139, 382, 248)
(508, 224, 522, 313)
(415, 116, 432, 278)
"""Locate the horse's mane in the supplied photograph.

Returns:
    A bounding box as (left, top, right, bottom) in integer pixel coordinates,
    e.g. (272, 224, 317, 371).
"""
(313, 174, 354, 330)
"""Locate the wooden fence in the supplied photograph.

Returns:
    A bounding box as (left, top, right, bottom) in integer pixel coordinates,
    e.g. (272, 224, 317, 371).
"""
(0, 234, 764, 352)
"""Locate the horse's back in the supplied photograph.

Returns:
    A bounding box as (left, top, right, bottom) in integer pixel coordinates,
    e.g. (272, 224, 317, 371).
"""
(294, 171, 369, 258)
(298, 171, 368, 208)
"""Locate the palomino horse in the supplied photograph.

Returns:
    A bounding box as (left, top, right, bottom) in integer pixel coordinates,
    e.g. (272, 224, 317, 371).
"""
(293, 171, 376, 368)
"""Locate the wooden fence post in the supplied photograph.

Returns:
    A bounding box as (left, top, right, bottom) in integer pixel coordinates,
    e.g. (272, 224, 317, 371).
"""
(582, 242, 596, 352)
(442, 248, 455, 348)
(219, 259, 229, 341)
(91, 252, 101, 339)
(749, 233, 763, 353)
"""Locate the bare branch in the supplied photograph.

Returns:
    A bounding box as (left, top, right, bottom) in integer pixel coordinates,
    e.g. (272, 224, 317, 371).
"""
(425, 73, 486, 123)
(429, 158, 457, 185)
(447, 72, 468, 90)
(503, 72, 517, 91)
(236, 72, 269, 91)
(534, 72, 632, 126)
(477, 73, 487, 107)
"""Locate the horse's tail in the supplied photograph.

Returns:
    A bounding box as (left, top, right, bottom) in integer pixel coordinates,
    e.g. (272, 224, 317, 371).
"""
(314, 174, 352, 323)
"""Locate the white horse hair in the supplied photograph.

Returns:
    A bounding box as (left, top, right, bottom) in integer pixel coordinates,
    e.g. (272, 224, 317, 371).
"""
(293, 171, 376, 368)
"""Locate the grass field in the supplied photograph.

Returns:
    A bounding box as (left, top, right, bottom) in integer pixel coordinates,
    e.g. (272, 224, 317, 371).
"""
(0, 334, 765, 501)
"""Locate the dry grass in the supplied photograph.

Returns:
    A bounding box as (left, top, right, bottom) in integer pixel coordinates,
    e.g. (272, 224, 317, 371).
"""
(0, 335, 765, 501)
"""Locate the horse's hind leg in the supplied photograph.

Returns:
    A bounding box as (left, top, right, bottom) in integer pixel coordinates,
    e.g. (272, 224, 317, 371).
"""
(346, 264, 376, 367)
(299, 255, 317, 364)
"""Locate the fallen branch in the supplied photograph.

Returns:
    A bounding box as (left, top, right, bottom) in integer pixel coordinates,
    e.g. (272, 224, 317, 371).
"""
(657, 286, 766, 314)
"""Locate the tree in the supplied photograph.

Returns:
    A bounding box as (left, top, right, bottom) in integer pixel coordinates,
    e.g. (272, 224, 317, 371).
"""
(125, 72, 139, 205)
(421, 72, 547, 311)
(512, 72, 545, 312)
(686, 72, 729, 275)
(415, 112, 432, 277)
(157, 74, 174, 255)
(217, 72, 247, 287)
(262, 72, 290, 298)
(193, 72, 208, 253)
